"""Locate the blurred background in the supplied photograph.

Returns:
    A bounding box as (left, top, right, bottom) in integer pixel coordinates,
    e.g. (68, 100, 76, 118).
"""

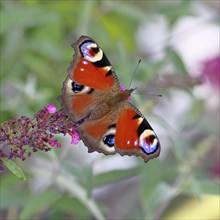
(0, 0, 219, 219)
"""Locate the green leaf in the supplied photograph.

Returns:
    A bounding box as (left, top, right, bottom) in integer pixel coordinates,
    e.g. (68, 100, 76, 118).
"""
(94, 167, 139, 187)
(0, 187, 28, 209)
(65, 164, 95, 198)
(56, 173, 105, 220)
(19, 190, 60, 219)
(2, 159, 26, 180)
(158, 1, 194, 26)
(114, 3, 150, 22)
(181, 179, 220, 196)
(31, 167, 105, 220)
(0, 8, 59, 34)
(166, 48, 188, 75)
(53, 196, 91, 219)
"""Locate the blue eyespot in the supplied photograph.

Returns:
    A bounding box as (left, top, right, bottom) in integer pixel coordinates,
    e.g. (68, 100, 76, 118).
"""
(141, 142, 158, 154)
(140, 135, 158, 155)
(103, 134, 115, 147)
(71, 81, 84, 93)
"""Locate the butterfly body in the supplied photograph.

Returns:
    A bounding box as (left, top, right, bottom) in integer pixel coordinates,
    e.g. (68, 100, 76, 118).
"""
(60, 36, 160, 162)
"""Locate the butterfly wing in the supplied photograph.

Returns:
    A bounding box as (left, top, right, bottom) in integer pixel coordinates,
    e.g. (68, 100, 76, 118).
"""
(77, 102, 160, 162)
(60, 36, 120, 122)
(60, 35, 161, 162)
(77, 113, 118, 155)
(114, 103, 161, 162)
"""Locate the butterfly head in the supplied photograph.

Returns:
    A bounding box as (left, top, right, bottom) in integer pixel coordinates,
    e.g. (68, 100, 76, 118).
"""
(125, 88, 137, 102)
(127, 88, 137, 95)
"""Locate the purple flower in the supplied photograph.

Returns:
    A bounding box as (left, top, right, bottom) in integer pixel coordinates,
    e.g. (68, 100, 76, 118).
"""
(46, 104, 57, 114)
(48, 139, 56, 147)
(201, 55, 220, 88)
(48, 139, 62, 148)
(70, 128, 80, 145)
(0, 104, 80, 172)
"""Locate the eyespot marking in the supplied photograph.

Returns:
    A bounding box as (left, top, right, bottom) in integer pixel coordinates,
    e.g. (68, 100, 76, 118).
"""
(80, 41, 103, 62)
(93, 53, 111, 67)
(100, 126, 116, 153)
(66, 78, 91, 94)
(71, 81, 84, 93)
(138, 118, 152, 137)
(103, 134, 115, 147)
(139, 129, 159, 154)
(91, 46, 100, 53)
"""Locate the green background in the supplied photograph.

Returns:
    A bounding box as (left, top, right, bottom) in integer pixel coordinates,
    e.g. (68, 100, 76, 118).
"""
(0, 1, 219, 220)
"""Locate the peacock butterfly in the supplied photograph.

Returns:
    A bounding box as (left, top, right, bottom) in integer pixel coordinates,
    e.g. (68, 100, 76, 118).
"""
(59, 36, 160, 162)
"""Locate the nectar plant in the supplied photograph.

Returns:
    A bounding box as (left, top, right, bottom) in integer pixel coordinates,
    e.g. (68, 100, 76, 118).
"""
(0, 104, 80, 172)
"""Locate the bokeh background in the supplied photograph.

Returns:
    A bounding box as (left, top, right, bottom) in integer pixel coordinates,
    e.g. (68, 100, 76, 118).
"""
(0, 1, 219, 219)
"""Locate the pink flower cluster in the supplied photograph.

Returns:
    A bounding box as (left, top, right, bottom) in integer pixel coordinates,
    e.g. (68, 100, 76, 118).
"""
(0, 104, 80, 171)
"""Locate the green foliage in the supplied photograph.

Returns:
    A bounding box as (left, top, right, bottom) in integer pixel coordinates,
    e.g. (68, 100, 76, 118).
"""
(2, 159, 26, 180)
(166, 47, 188, 75)
(0, 0, 219, 220)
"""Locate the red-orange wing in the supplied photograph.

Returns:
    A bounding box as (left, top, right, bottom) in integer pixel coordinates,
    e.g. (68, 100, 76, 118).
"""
(115, 106, 161, 162)
(60, 36, 120, 122)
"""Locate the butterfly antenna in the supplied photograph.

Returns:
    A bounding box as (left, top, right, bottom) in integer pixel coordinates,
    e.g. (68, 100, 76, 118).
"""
(128, 59, 141, 89)
(133, 92, 163, 98)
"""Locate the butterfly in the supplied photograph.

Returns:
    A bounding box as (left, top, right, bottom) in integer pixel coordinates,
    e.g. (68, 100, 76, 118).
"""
(59, 36, 160, 162)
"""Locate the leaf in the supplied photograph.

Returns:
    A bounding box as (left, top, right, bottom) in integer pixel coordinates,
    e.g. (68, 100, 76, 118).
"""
(0, 187, 28, 209)
(65, 164, 95, 198)
(113, 3, 150, 22)
(94, 167, 139, 187)
(158, 1, 194, 26)
(2, 158, 26, 180)
(56, 173, 105, 220)
(0, 8, 59, 34)
(19, 190, 60, 220)
(53, 196, 91, 219)
(31, 167, 105, 220)
(166, 48, 188, 75)
(181, 179, 220, 196)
